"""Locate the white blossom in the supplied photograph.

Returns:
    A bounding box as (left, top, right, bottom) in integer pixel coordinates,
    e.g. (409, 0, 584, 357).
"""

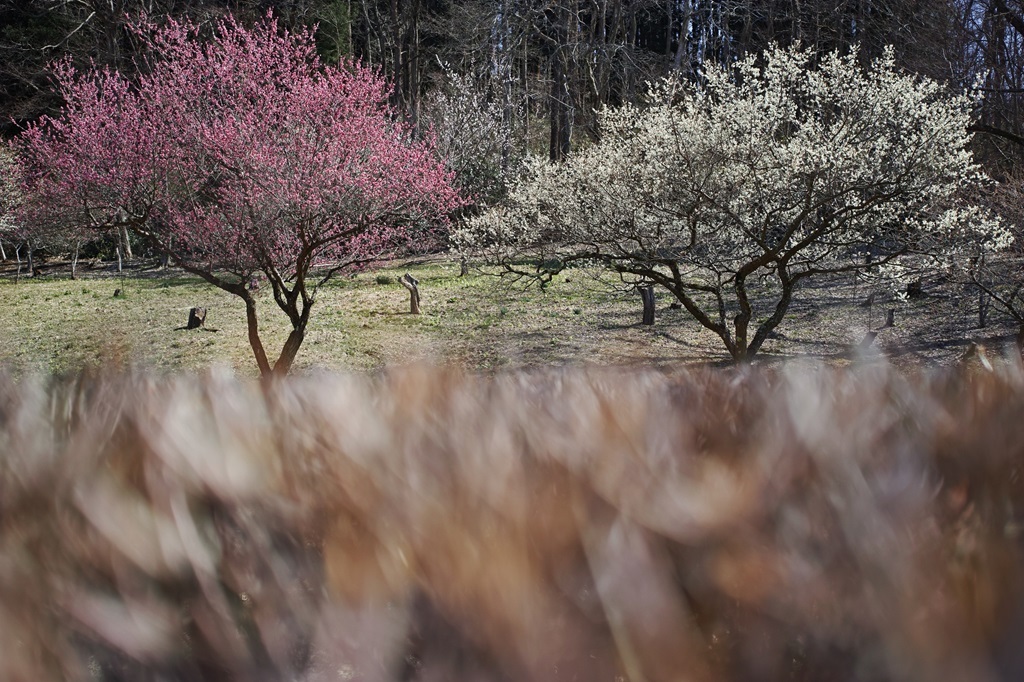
(422, 65, 521, 209)
(457, 45, 1005, 360)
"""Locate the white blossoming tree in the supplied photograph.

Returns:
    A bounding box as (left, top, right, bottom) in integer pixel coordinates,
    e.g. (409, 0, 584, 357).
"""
(457, 46, 1007, 361)
(959, 173, 1024, 341)
(422, 66, 522, 210)
(0, 145, 18, 260)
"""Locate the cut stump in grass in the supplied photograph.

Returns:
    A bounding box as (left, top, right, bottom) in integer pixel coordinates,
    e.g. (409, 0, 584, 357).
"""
(639, 285, 655, 325)
(400, 273, 420, 314)
(187, 307, 207, 330)
(883, 308, 895, 329)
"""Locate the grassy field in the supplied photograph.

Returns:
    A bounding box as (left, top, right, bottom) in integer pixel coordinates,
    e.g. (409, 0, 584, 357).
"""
(0, 256, 1017, 376)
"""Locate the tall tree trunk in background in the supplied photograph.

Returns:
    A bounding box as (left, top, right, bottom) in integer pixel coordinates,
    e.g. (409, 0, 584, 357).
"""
(388, 0, 422, 130)
(548, 3, 572, 161)
(549, 48, 571, 160)
(390, 0, 403, 113)
(672, 0, 692, 73)
(405, 0, 421, 130)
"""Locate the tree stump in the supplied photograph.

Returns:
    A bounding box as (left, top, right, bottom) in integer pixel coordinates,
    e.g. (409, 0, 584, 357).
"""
(883, 308, 895, 328)
(400, 274, 420, 314)
(639, 285, 655, 325)
(187, 307, 207, 329)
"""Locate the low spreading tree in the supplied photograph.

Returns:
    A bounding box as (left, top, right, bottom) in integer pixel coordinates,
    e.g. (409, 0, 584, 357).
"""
(457, 46, 1007, 361)
(17, 14, 464, 376)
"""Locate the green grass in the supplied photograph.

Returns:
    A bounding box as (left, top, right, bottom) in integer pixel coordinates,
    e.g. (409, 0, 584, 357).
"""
(0, 260, 725, 376)
(0, 257, 1007, 376)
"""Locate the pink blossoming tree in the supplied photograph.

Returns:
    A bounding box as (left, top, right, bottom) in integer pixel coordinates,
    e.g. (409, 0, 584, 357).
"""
(17, 14, 464, 376)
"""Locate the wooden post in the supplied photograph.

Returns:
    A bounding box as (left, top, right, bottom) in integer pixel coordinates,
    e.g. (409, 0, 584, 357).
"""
(639, 285, 655, 325)
(400, 273, 420, 314)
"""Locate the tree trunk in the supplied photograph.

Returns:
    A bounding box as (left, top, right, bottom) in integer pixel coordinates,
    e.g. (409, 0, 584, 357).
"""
(639, 285, 655, 325)
(273, 327, 305, 377)
(978, 289, 990, 328)
(1017, 322, 1024, 352)
(244, 297, 273, 378)
(26, 241, 33, 277)
(15, 244, 21, 283)
(549, 5, 572, 162)
(71, 240, 80, 280)
(119, 224, 133, 260)
(0, 239, 6, 261)
(401, 273, 421, 314)
(549, 48, 572, 161)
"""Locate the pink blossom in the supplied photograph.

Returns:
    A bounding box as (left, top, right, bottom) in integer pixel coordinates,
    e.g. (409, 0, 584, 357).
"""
(17, 13, 466, 376)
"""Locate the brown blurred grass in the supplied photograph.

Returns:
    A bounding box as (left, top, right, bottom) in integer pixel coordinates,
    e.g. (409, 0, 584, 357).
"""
(4, 363, 1024, 681)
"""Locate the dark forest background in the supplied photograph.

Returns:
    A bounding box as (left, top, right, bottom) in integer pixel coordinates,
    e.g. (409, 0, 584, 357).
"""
(3, 0, 1024, 170)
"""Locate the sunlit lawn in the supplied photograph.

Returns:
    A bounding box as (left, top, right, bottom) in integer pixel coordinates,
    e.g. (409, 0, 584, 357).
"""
(0, 256, 1008, 376)
(0, 258, 731, 376)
